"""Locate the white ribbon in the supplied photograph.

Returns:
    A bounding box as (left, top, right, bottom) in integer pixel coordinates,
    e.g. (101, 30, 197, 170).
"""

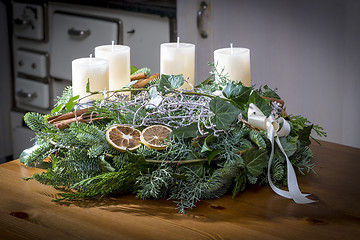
(248, 103, 315, 204)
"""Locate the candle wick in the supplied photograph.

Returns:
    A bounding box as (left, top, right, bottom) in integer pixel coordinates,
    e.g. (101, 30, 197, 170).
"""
(177, 37, 180, 48)
(111, 41, 114, 52)
(230, 43, 233, 55)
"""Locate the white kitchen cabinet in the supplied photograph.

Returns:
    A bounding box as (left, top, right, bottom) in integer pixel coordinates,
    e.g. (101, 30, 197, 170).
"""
(12, 2, 45, 41)
(15, 77, 50, 109)
(50, 11, 120, 81)
(9, 1, 172, 160)
(49, 3, 170, 82)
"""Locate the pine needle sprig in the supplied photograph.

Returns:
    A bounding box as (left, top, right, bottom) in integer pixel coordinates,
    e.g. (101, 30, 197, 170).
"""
(54, 152, 152, 201)
(24, 112, 54, 133)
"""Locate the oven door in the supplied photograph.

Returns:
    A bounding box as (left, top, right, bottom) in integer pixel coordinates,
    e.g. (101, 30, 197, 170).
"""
(50, 11, 121, 81)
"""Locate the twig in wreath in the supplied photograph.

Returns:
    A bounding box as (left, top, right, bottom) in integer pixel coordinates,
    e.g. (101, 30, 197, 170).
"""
(47, 108, 104, 129)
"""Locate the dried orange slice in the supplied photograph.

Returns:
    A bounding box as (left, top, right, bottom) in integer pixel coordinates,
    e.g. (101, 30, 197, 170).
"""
(140, 125, 172, 150)
(106, 125, 141, 152)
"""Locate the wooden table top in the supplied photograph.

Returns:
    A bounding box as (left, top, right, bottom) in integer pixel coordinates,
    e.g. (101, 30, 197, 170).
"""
(0, 140, 359, 240)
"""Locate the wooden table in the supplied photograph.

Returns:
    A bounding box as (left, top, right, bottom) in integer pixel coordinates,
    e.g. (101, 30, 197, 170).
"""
(0, 140, 359, 240)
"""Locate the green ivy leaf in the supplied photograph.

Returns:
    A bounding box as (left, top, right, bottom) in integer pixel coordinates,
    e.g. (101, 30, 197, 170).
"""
(243, 149, 268, 177)
(207, 149, 224, 164)
(258, 85, 280, 99)
(65, 102, 74, 112)
(51, 104, 64, 113)
(65, 95, 80, 112)
(248, 91, 272, 116)
(200, 133, 216, 153)
(209, 97, 241, 130)
(222, 82, 241, 98)
(222, 82, 251, 109)
(170, 123, 198, 139)
(298, 125, 313, 146)
(201, 140, 212, 153)
(146, 86, 162, 109)
(200, 133, 224, 164)
(158, 74, 184, 93)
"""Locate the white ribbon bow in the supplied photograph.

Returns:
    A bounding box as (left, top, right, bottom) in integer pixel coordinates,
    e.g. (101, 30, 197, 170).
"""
(248, 103, 315, 204)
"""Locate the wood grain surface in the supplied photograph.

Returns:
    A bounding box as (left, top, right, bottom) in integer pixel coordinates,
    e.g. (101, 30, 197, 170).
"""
(0, 140, 359, 240)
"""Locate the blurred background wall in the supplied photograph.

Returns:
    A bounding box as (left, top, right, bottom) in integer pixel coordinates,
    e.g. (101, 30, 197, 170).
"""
(178, 0, 360, 148)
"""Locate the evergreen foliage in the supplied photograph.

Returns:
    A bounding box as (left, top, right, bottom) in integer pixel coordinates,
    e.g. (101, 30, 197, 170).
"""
(20, 65, 323, 213)
(24, 112, 52, 132)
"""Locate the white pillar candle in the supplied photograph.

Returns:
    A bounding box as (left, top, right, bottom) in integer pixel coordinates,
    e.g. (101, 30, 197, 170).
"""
(72, 57, 109, 101)
(160, 40, 195, 89)
(95, 44, 130, 91)
(214, 46, 251, 87)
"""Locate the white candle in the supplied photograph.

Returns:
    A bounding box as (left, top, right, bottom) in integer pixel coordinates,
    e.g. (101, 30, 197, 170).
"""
(214, 46, 251, 87)
(95, 44, 130, 91)
(72, 57, 109, 101)
(160, 40, 195, 89)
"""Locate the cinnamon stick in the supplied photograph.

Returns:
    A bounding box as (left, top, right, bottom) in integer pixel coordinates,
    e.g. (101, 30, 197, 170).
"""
(130, 72, 147, 81)
(133, 73, 160, 89)
(47, 108, 92, 124)
(51, 113, 104, 130)
(53, 117, 79, 130)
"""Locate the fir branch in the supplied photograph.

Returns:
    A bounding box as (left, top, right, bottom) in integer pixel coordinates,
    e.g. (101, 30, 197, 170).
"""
(232, 167, 247, 197)
(249, 130, 267, 150)
(69, 122, 105, 146)
(24, 112, 53, 132)
(23, 142, 55, 167)
(272, 155, 286, 182)
(54, 153, 151, 201)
